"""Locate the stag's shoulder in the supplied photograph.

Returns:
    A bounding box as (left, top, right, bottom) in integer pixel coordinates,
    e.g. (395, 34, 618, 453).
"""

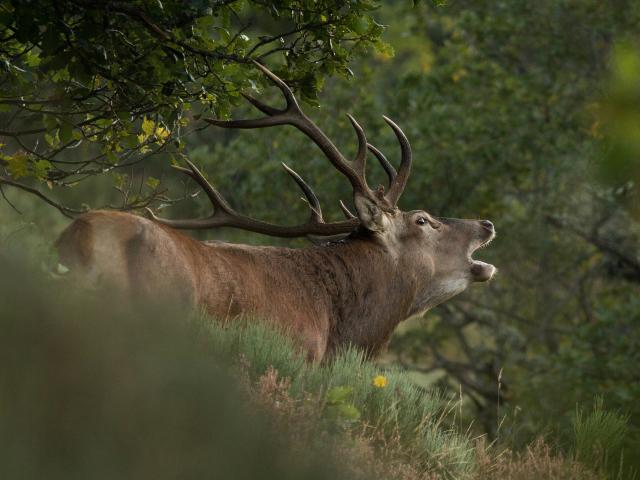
(58, 210, 200, 251)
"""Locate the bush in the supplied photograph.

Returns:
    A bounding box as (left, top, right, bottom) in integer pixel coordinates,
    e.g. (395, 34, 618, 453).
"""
(197, 316, 476, 478)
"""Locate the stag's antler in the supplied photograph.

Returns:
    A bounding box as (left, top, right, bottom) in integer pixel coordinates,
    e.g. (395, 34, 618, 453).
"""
(146, 160, 359, 236)
(149, 61, 413, 238)
(367, 117, 412, 205)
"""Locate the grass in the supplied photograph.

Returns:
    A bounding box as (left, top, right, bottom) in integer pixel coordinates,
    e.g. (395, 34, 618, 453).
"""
(196, 316, 475, 478)
(573, 398, 635, 480)
(195, 315, 627, 480)
(475, 438, 603, 480)
(0, 256, 630, 480)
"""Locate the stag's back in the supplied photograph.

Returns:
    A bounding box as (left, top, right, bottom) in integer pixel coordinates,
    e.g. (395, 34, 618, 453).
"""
(54, 211, 338, 358)
(55, 211, 199, 305)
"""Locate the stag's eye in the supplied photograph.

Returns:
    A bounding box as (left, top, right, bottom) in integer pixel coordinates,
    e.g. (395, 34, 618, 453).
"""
(416, 215, 442, 230)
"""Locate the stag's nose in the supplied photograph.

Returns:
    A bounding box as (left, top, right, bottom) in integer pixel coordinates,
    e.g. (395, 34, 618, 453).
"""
(479, 220, 494, 232)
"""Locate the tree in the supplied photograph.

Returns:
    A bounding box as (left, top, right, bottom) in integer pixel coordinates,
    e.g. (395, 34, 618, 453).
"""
(371, 3, 640, 469)
(0, 0, 389, 214)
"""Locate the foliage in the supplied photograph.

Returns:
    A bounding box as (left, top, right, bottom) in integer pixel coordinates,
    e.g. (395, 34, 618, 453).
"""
(0, 0, 390, 212)
(1, 0, 639, 477)
(597, 40, 640, 216)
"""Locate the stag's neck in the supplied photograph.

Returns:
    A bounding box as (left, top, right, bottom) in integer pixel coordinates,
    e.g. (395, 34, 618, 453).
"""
(197, 236, 421, 358)
(303, 238, 419, 356)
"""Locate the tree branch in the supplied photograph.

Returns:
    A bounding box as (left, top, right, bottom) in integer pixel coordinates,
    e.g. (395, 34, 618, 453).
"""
(547, 214, 640, 282)
(0, 177, 87, 218)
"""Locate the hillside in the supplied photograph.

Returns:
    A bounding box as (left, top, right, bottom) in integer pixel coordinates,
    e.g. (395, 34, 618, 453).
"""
(1, 257, 625, 480)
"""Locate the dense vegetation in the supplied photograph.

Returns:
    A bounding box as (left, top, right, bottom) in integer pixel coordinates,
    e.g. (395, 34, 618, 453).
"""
(0, 0, 389, 211)
(0, 257, 627, 479)
(1, 1, 639, 478)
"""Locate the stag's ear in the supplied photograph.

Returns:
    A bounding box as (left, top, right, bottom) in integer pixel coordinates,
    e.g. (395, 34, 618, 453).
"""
(354, 193, 388, 232)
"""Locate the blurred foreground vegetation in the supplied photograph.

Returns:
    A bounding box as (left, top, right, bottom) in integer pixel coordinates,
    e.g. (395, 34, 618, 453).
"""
(1, 0, 639, 478)
(0, 257, 632, 479)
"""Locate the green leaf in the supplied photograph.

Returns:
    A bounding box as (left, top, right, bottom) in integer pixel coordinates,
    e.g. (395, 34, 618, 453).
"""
(59, 122, 73, 144)
(42, 114, 58, 131)
(349, 16, 370, 35)
(333, 403, 361, 422)
(326, 386, 353, 404)
(32, 159, 52, 180)
(3, 151, 30, 179)
(373, 39, 395, 57)
(106, 151, 118, 163)
(145, 176, 160, 189)
(123, 135, 139, 148)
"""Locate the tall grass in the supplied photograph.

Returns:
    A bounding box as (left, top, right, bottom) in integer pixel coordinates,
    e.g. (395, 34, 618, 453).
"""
(197, 314, 627, 480)
(197, 316, 476, 478)
(573, 398, 636, 480)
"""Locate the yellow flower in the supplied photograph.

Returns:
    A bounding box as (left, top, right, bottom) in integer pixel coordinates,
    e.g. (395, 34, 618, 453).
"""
(372, 375, 388, 388)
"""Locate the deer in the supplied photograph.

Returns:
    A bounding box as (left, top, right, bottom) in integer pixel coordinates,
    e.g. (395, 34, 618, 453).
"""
(55, 62, 496, 361)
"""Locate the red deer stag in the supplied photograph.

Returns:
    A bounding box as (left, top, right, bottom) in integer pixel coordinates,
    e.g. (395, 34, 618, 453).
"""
(56, 62, 496, 360)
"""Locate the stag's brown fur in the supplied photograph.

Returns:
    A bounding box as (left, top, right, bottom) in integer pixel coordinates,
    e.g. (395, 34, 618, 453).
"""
(57, 209, 495, 360)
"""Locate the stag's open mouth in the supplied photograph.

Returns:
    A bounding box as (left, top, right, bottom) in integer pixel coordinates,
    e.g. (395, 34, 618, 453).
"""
(469, 230, 496, 282)
(470, 260, 496, 282)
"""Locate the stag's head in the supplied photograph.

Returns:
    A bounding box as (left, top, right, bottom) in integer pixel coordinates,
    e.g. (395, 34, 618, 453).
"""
(148, 61, 496, 310)
(343, 136, 495, 312)
(353, 199, 496, 312)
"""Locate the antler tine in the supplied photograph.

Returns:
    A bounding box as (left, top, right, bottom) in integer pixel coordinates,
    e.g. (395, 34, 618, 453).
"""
(346, 114, 368, 177)
(281, 162, 322, 222)
(145, 161, 233, 229)
(241, 92, 282, 116)
(175, 160, 235, 214)
(367, 143, 397, 189)
(250, 59, 299, 110)
(339, 200, 357, 219)
(381, 115, 412, 206)
(149, 161, 359, 237)
(203, 61, 376, 205)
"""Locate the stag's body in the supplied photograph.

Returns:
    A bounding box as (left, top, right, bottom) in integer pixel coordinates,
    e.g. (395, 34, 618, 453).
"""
(56, 62, 496, 361)
(57, 210, 476, 360)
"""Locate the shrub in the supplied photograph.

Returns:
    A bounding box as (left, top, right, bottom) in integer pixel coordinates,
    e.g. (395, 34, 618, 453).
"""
(198, 317, 476, 478)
